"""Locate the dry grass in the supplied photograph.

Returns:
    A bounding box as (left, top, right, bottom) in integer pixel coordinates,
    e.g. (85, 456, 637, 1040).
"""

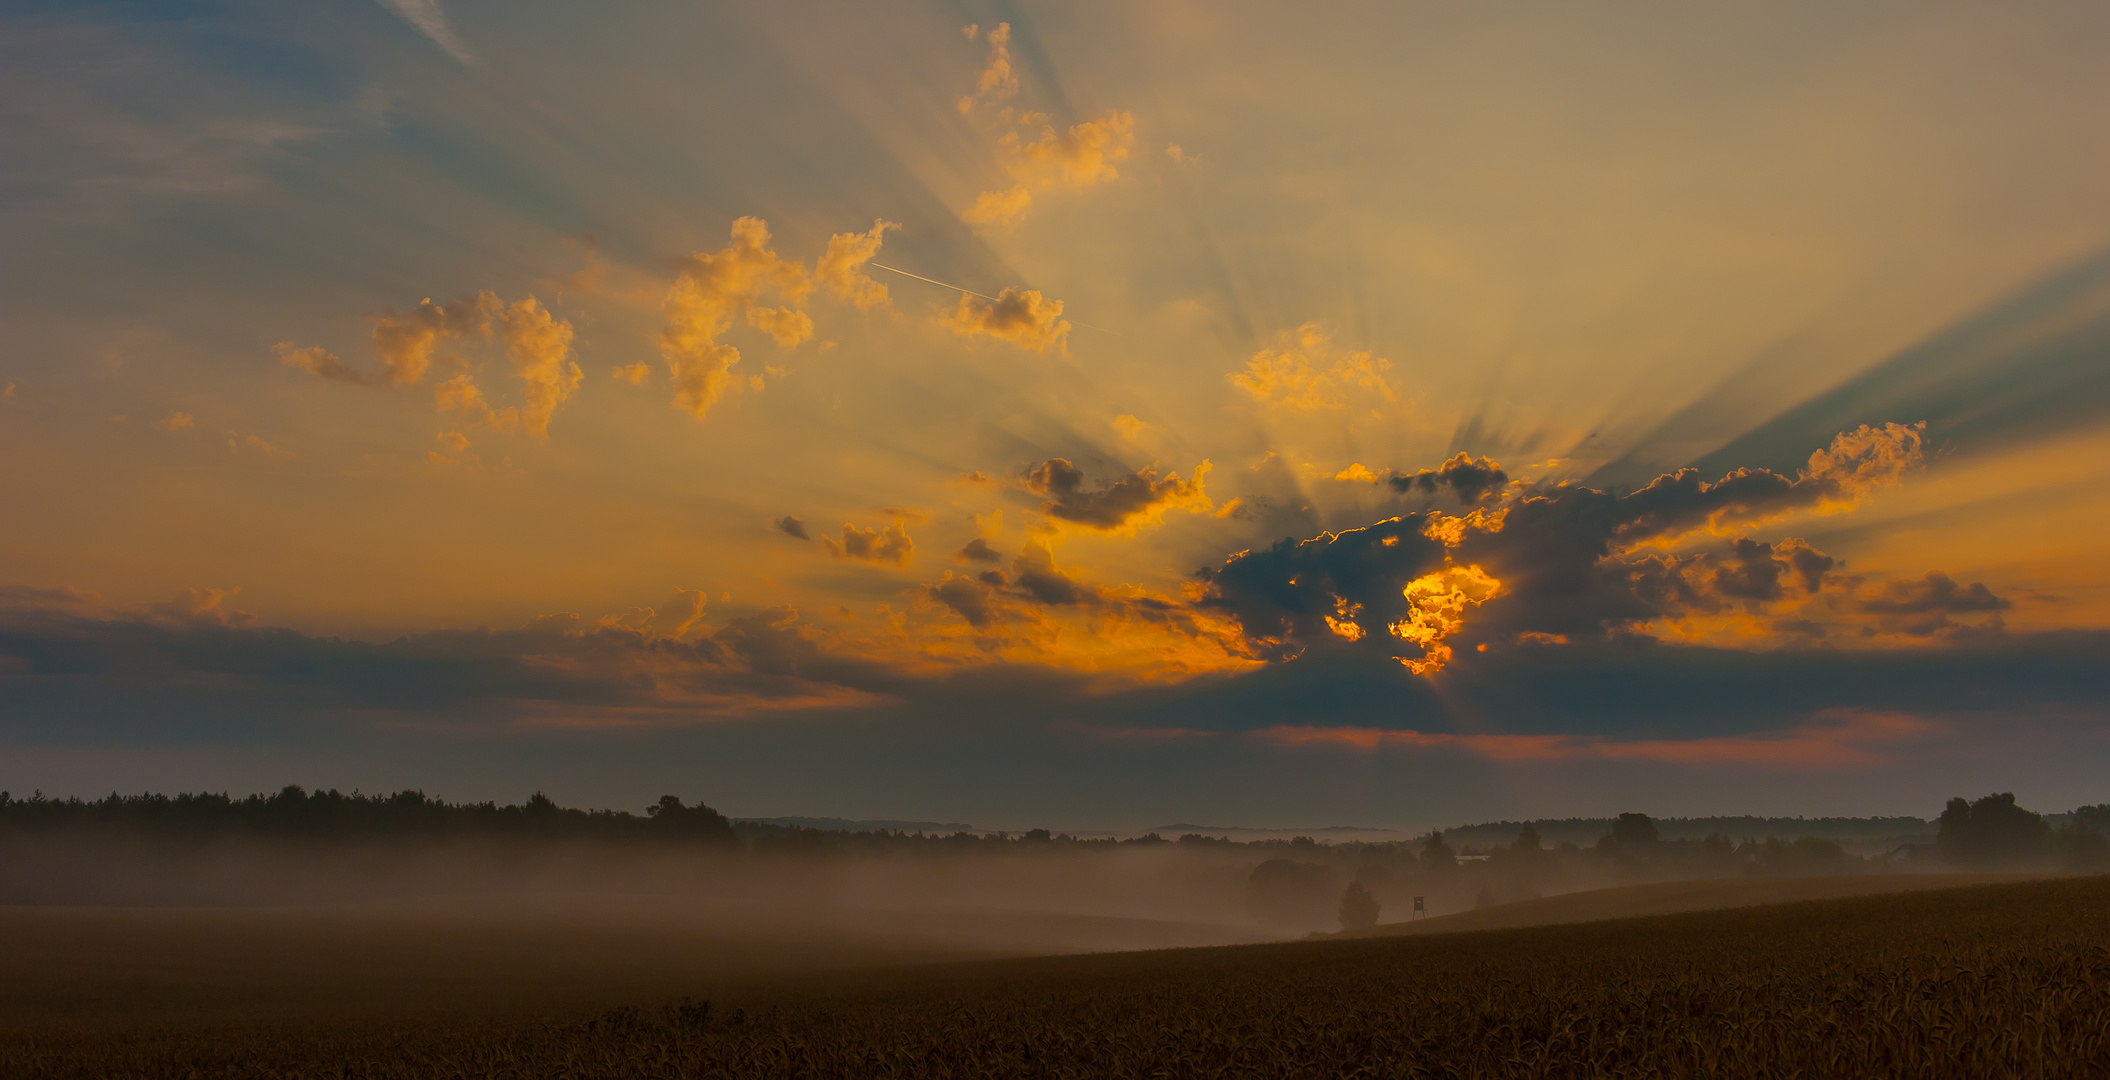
(7, 876, 2109, 1078)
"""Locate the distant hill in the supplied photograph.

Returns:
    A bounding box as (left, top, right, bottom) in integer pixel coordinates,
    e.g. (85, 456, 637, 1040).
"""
(1438, 816, 1935, 853)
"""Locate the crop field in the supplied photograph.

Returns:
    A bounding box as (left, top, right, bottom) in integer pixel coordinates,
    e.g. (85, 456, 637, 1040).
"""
(8, 876, 2109, 1079)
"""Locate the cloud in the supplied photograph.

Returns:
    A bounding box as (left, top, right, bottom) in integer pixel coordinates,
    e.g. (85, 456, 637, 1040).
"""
(227, 433, 285, 458)
(954, 48, 1134, 231)
(961, 110, 1136, 230)
(997, 110, 1135, 190)
(1250, 708, 1938, 770)
(957, 22, 1018, 114)
(824, 519, 914, 564)
(1229, 324, 1396, 411)
(1166, 143, 1195, 166)
(1022, 458, 1213, 533)
(140, 586, 253, 627)
(920, 571, 1014, 629)
(435, 431, 470, 454)
(1198, 515, 1454, 665)
(287, 292, 580, 440)
(612, 362, 651, 386)
(1386, 453, 1510, 503)
(375, 0, 477, 65)
(814, 219, 901, 311)
(274, 342, 366, 385)
(659, 216, 890, 420)
(940, 288, 1071, 352)
(157, 411, 193, 432)
(955, 538, 1002, 563)
(1009, 542, 1093, 606)
(962, 186, 1034, 229)
(1858, 572, 2010, 615)
(495, 297, 582, 439)
(1197, 424, 1975, 672)
(371, 292, 501, 387)
(772, 515, 811, 541)
(0, 584, 893, 725)
(433, 374, 519, 434)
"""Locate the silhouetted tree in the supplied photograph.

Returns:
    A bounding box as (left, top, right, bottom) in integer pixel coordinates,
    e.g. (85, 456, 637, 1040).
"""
(1938, 793, 2049, 867)
(1610, 812, 1659, 849)
(1338, 881, 1380, 931)
(2071, 805, 2110, 836)
(1421, 830, 1457, 871)
(645, 795, 737, 844)
(1513, 823, 1542, 853)
(1748, 836, 1855, 877)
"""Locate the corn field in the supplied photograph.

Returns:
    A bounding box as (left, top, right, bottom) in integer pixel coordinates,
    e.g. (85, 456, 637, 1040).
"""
(9, 877, 2109, 1079)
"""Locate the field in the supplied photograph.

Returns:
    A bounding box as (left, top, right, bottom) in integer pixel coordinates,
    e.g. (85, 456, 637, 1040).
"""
(1346, 870, 2050, 937)
(6, 875, 2108, 1078)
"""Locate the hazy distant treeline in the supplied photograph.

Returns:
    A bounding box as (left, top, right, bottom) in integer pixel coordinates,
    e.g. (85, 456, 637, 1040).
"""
(0, 787, 1233, 854)
(0, 787, 740, 845)
(2, 787, 2103, 871)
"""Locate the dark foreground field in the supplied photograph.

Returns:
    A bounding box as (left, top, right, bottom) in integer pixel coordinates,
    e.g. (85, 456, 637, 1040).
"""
(8, 876, 2109, 1078)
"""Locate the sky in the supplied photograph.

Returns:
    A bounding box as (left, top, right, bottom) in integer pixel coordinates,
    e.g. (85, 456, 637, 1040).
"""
(4, 0, 2109, 831)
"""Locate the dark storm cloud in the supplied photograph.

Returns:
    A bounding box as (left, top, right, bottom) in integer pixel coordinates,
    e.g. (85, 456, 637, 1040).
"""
(772, 515, 811, 540)
(1197, 516, 1449, 661)
(1093, 629, 2110, 740)
(955, 538, 1001, 563)
(1387, 453, 1509, 503)
(0, 589, 917, 734)
(1021, 457, 1208, 531)
(1198, 423, 2003, 664)
(1857, 572, 2011, 615)
(920, 573, 1005, 629)
(1010, 543, 1095, 606)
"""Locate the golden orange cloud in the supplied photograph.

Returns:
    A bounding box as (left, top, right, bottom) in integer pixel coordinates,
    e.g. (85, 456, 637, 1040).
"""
(496, 297, 582, 440)
(997, 109, 1135, 189)
(824, 519, 915, 564)
(815, 219, 901, 311)
(371, 292, 501, 386)
(660, 217, 813, 420)
(1389, 563, 1501, 674)
(962, 185, 1035, 229)
(1022, 457, 1214, 534)
(957, 21, 1018, 114)
(941, 287, 1071, 352)
(659, 216, 895, 420)
(1230, 324, 1396, 411)
(274, 342, 365, 384)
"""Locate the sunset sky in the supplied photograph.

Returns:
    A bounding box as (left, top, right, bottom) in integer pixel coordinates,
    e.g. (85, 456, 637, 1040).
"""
(4, 0, 2109, 829)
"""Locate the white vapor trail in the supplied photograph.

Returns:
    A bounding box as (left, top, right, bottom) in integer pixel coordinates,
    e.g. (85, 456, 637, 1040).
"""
(377, 0, 477, 65)
(867, 263, 1120, 336)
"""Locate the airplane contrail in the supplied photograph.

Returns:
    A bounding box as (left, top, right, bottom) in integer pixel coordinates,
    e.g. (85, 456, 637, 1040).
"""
(867, 262, 1121, 336)
(868, 263, 1003, 303)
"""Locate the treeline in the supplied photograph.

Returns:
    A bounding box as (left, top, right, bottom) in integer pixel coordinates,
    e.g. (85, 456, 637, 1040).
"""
(1440, 815, 1934, 851)
(0, 787, 738, 845)
(1936, 793, 2109, 868)
(3, 787, 2103, 868)
(0, 787, 1172, 854)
